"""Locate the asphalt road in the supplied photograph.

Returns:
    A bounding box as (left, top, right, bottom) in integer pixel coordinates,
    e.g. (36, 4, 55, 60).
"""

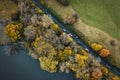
(32, 0, 120, 77)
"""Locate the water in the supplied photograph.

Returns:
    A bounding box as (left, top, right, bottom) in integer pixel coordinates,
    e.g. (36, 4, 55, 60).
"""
(0, 46, 76, 80)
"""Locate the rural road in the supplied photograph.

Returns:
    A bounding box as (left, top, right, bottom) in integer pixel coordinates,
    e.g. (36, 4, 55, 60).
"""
(32, 0, 120, 77)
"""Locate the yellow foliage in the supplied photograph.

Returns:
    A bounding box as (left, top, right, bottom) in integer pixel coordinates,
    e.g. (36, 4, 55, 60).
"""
(112, 76, 120, 80)
(91, 43, 102, 51)
(76, 73, 81, 78)
(70, 64, 77, 72)
(75, 54, 88, 67)
(31, 3, 35, 7)
(32, 37, 40, 47)
(100, 66, 108, 74)
(71, 67, 76, 72)
(39, 57, 58, 73)
(5, 22, 22, 42)
(32, 38, 57, 57)
(58, 47, 72, 61)
(81, 49, 88, 56)
(52, 23, 60, 31)
(36, 7, 43, 14)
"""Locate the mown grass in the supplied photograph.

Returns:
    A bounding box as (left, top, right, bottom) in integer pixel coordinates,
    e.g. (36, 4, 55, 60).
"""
(70, 0, 120, 40)
(0, 0, 18, 19)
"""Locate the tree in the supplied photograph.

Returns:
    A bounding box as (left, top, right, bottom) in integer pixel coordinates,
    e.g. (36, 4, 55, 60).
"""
(58, 47, 72, 61)
(112, 76, 120, 80)
(41, 14, 54, 28)
(52, 23, 61, 31)
(91, 43, 102, 51)
(100, 66, 108, 75)
(39, 57, 58, 73)
(99, 48, 110, 57)
(32, 37, 57, 57)
(92, 68, 102, 79)
(36, 7, 43, 14)
(75, 54, 88, 67)
(5, 22, 23, 42)
(110, 40, 116, 46)
(4, 44, 19, 55)
(57, 0, 70, 6)
(24, 25, 38, 40)
(59, 32, 73, 46)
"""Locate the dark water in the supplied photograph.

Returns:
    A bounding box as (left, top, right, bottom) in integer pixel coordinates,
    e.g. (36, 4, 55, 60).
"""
(0, 46, 76, 80)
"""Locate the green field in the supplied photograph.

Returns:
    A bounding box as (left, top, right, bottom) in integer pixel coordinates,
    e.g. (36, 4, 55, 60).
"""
(70, 0, 120, 40)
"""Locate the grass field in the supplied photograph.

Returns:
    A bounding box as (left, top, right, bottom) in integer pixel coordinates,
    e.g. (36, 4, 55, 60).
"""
(70, 0, 120, 40)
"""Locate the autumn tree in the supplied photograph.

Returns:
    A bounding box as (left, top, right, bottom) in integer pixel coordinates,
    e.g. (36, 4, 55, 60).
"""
(5, 22, 23, 42)
(52, 23, 62, 33)
(39, 56, 58, 73)
(24, 25, 38, 40)
(112, 76, 120, 80)
(91, 43, 102, 51)
(100, 65, 108, 75)
(75, 54, 88, 67)
(92, 68, 102, 79)
(99, 48, 110, 57)
(36, 7, 44, 14)
(57, 0, 70, 6)
(32, 36, 57, 57)
(59, 32, 73, 46)
(58, 47, 72, 61)
(40, 14, 54, 28)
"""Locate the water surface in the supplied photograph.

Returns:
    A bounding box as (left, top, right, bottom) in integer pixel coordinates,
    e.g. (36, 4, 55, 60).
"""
(0, 46, 76, 80)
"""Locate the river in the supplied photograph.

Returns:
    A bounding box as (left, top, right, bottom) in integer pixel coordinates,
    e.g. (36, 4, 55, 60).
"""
(0, 46, 76, 80)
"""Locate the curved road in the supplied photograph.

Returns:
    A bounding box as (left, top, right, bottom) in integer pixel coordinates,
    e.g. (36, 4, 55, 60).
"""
(32, 0, 120, 77)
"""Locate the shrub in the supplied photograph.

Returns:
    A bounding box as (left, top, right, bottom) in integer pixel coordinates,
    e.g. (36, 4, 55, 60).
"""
(99, 48, 110, 57)
(110, 40, 116, 46)
(5, 22, 23, 42)
(58, 47, 72, 61)
(39, 57, 58, 73)
(64, 13, 78, 25)
(57, 0, 70, 6)
(91, 43, 102, 51)
(92, 68, 102, 79)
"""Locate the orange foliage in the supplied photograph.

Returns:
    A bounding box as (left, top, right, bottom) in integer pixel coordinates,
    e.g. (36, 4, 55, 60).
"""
(99, 48, 110, 57)
(92, 68, 102, 79)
